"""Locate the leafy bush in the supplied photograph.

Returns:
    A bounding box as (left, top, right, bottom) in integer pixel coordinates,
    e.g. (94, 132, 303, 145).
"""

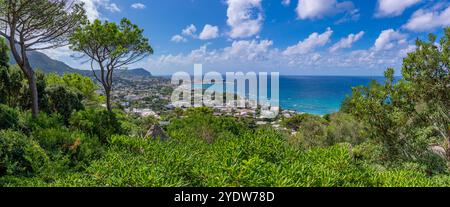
(22, 112, 65, 132)
(70, 109, 123, 143)
(32, 127, 102, 169)
(353, 141, 386, 164)
(286, 115, 328, 150)
(0, 130, 48, 176)
(46, 85, 84, 123)
(284, 113, 367, 150)
(0, 37, 8, 67)
(0, 104, 19, 130)
(0, 66, 25, 108)
(282, 114, 320, 131)
(326, 113, 367, 145)
(120, 115, 158, 138)
(15, 69, 49, 112)
(167, 107, 246, 143)
(45, 73, 100, 105)
(80, 135, 192, 187)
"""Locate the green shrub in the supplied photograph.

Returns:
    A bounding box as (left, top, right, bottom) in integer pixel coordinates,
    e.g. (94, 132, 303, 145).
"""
(0, 65, 24, 107)
(46, 85, 84, 123)
(238, 128, 286, 163)
(82, 135, 194, 187)
(0, 104, 19, 130)
(287, 115, 328, 150)
(32, 127, 102, 169)
(22, 112, 65, 132)
(45, 73, 100, 104)
(418, 151, 448, 176)
(15, 69, 49, 112)
(0, 130, 48, 176)
(275, 144, 379, 187)
(110, 109, 152, 138)
(167, 107, 246, 143)
(326, 113, 367, 145)
(126, 115, 158, 138)
(281, 114, 321, 131)
(70, 109, 123, 143)
(353, 141, 386, 164)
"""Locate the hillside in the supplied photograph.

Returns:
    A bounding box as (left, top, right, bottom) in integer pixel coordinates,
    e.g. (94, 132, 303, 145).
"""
(8, 51, 152, 77)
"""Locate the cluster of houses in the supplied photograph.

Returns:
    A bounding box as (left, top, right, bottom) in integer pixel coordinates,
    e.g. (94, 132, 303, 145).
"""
(105, 76, 303, 134)
(111, 76, 174, 111)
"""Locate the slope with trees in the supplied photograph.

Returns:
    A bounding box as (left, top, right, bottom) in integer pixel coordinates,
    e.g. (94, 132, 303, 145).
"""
(69, 18, 153, 112)
(0, 0, 86, 117)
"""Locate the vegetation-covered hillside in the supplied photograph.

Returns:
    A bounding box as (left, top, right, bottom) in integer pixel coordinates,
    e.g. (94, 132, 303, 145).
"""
(8, 50, 152, 77)
(0, 106, 449, 187)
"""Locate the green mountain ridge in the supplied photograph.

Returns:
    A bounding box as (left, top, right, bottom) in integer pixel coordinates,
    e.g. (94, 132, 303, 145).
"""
(8, 51, 152, 77)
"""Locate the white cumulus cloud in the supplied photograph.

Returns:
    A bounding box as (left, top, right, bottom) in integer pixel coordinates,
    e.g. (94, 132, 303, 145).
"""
(226, 0, 264, 39)
(104, 2, 120, 13)
(283, 28, 333, 55)
(375, 0, 421, 17)
(131, 3, 146, 10)
(403, 5, 450, 31)
(171, 35, 187, 43)
(145, 37, 414, 75)
(79, 0, 121, 21)
(172, 24, 220, 42)
(295, 0, 358, 20)
(223, 39, 274, 61)
(373, 29, 407, 51)
(182, 24, 197, 37)
(329, 31, 364, 52)
(153, 39, 273, 66)
(199, 25, 220, 40)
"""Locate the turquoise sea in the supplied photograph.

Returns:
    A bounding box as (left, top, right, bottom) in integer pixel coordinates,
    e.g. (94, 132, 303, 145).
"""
(278, 76, 385, 115)
(198, 76, 386, 115)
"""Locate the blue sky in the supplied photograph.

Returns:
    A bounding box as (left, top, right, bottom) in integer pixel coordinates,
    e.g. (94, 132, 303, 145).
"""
(45, 0, 450, 76)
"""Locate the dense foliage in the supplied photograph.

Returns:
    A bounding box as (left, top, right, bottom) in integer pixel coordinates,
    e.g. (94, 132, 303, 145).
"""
(1, 107, 449, 187)
(342, 29, 450, 174)
(0, 0, 87, 117)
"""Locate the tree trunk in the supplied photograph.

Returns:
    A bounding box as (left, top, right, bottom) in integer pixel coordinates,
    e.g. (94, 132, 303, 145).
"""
(22, 57, 40, 118)
(7, 38, 39, 118)
(28, 70, 39, 117)
(105, 88, 112, 112)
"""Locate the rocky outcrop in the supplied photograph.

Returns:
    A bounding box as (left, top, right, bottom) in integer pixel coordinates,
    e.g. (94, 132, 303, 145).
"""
(428, 145, 447, 160)
(145, 124, 169, 141)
